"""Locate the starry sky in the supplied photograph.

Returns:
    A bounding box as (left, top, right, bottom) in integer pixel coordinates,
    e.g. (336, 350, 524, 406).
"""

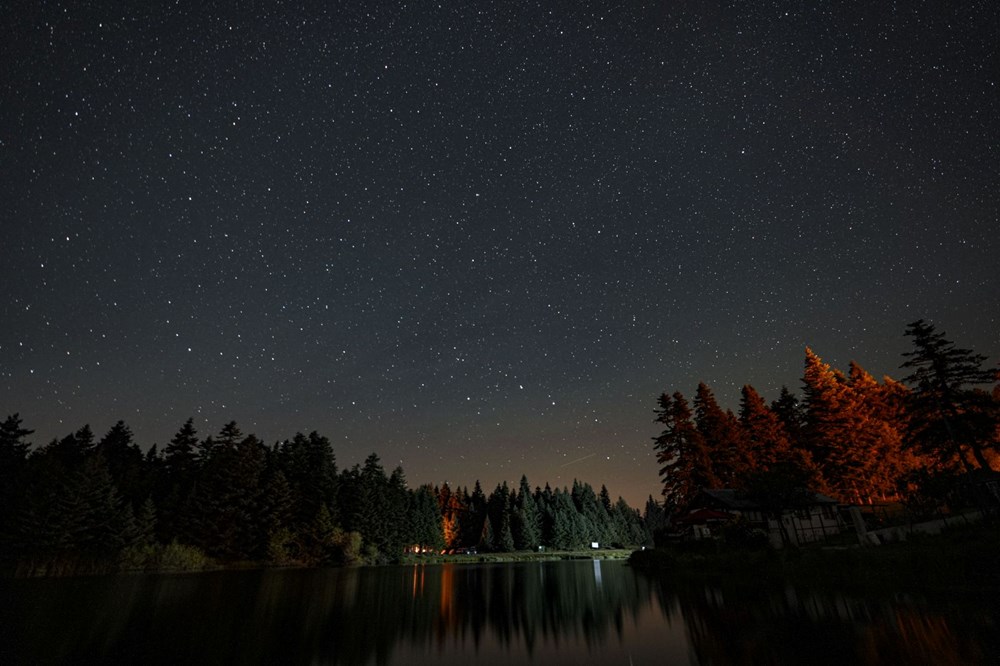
(3, 1, 998, 506)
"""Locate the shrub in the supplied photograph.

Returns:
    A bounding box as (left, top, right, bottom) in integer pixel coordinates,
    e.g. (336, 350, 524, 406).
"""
(156, 542, 212, 571)
(330, 529, 363, 566)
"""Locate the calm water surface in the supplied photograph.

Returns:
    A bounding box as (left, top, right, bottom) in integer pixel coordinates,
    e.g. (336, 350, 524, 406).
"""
(2, 560, 998, 664)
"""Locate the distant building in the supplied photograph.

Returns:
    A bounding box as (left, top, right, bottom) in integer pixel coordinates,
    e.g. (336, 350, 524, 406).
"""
(677, 489, 843, 548)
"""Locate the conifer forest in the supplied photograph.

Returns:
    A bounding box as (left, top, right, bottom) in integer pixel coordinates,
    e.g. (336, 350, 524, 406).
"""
(0, 416, 650, 576)
(653, 320, 1000, 513)
(1, 320, 996, 577)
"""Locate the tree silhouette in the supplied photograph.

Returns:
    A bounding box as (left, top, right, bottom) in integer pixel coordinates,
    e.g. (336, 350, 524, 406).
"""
(0, 414, 32, 557)
(512, 475, 542, 550)
(901, 319, 998, 472)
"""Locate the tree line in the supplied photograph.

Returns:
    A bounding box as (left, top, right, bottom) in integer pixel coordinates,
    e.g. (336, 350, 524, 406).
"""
(653, 320, 1000, 513)
(0, 417, 651, 575)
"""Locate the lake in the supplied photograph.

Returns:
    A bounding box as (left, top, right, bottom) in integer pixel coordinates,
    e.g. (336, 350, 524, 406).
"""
(2, 559, 998, 664)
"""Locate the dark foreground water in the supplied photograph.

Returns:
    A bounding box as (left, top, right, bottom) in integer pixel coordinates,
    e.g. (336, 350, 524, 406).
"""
(2, 560, 998, 664)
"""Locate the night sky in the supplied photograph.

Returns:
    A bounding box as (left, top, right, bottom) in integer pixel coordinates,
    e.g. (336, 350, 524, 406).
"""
(3, 1, 998, 506)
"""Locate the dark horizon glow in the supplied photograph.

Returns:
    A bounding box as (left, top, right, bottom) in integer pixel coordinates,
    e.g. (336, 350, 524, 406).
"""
(3, 2, 998, 507)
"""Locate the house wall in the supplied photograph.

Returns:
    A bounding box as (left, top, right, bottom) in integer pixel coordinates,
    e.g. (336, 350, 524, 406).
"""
(765, 507, 842, 547)
(788, 508, 842, 545)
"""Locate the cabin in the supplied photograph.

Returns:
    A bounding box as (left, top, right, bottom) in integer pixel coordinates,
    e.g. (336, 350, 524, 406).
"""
(678, 488, 843, 548)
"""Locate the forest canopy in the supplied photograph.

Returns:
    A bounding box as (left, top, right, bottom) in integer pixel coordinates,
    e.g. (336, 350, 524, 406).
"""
(0, 416, 650, 576)
(652, 321, 999, 513)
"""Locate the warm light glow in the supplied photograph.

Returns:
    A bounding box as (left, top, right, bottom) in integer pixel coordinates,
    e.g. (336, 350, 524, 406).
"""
(439, 565, 455, 627)
(411, 566, 425, 598)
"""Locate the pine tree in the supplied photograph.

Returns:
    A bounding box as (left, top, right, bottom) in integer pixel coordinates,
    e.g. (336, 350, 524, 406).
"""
(511, 475, 541, 551)
(599, 484, 613, 514)
(847, 362, 915, 500)
(18, 455, 137, 571)
(802, 349, 894, 503)
(42, 424, 95, 470)
(771, 386, 806, 447)
(409, 485, 444, 551)
(95, 421, 145, 509)
(694, 383, 752, 485)
(462, 481, 487, 548)
(0, 413, 32, 460)
(486, 482, 511, 547)
(479, 515, 494, 551)
(135, 497, 157, 547)
(260, 469, 294, 541)
(384, 466, 410, 559)
(217, 421, 243, 448)
(158, 419, 201, 543)
(653, 392, 716, 511)
(643, 495, 668, 538)
(614, 497, 649, 546)
(349, 453, 393, 561)
(278, 431, 339, 530)
(801, 348, 845, 493)
(739, 384, 793, 470)
(183, 426, 267, 560)
(901, 319, 998, 471)
(494, 492, 515, 552)
(546, 488, 580, 550)
(0, 414, 32, 553)
(571, 479, 612, 545)
(439, 483, 464, 549)
(164, 418, 199, 481)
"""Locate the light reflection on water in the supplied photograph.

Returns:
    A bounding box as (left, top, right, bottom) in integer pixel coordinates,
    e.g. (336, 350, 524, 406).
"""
(1, 560, 997, 664)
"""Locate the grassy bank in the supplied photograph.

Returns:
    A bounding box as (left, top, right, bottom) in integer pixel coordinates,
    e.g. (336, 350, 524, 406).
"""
(629, 520, 1000, 592)
(402, 548, 633, 566)
(5, 546, 636, 578)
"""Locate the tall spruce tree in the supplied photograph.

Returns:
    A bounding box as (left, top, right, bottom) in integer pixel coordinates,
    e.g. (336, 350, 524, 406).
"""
(42, 424, 95, 470)
(0, 413, 32, 461)
(694, 382, 751, 485)
(493, 491, 515, 552)
(847, 362, 916, 500)
(771, 386, 806, 448)
(0, 414, 32, 553)
(183, 426, 267, 560)
(901, 319, 998, 472)
(512, 475, 541, 550)
(803, 350, 899, 503)
(546, 488, 583, 549)
(439, 483, 464, 548)
(463, 481, 487, 547)
(410, 485, 444, 551)
(278, 431, 339, 529)
(350, 453, 394, 561)
(653, 392, 716, 511)
(95, 421, 145, 509)
(572, 479, 612, 545)
(642, 495, 668, 541)
(801, 348, 846, 495)
(164, 418, 199, 476)
(739, 385, 793, 470)
(17, 454, 138, 571)
(384, 466, 410, 559)
(158, 418, 200, 542)
(613, 497, 649, 546)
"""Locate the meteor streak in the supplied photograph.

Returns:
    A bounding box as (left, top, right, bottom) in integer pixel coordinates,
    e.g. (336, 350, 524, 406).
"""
(559, 453, 596, 468)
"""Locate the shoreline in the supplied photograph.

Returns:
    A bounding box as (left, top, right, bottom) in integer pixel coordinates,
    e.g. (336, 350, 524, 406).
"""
(628, 519, 1000, 593)
(3, 548, 637, 579)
